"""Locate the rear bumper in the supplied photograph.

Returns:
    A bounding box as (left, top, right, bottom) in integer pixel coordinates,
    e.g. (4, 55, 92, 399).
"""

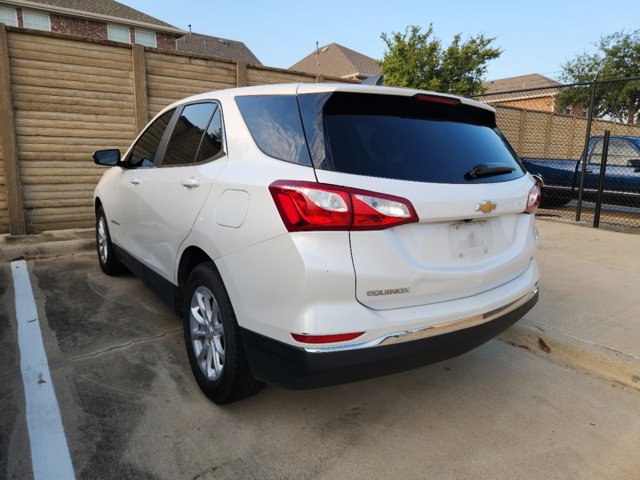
(241, 289, 538, 389)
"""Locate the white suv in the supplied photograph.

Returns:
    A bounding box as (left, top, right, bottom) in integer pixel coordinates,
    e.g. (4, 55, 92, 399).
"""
(93, 83, 540, 404)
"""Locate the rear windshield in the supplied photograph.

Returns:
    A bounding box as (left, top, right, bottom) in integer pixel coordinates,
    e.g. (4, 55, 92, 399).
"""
(300, 92, 525, 184)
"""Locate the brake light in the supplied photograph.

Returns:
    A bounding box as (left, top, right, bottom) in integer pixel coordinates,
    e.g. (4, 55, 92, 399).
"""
(412, 93, 461, 106)
(291, 332, 365, 344)
(269, 181, 418, 231)
(525, 182, 541, 214)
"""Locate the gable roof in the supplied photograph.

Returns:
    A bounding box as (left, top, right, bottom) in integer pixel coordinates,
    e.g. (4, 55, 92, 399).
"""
(2, 0, 184, 33)
(290, 43, 380, 79)
(176, 32, 261, 65)
(484, 74, 561, 94)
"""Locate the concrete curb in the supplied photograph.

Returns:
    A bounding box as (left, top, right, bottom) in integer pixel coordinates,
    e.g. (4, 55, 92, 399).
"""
(0, 229, 95, 262)
(500, 320, 640, 392)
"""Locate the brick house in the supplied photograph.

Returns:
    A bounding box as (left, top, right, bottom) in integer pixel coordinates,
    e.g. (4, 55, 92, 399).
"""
(481, 73, 585, 117)
(0, 0, 184, 49)
(290, 43, 380, 81)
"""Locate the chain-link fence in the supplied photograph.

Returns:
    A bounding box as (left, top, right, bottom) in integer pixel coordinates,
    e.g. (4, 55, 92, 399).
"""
(473, 77, 640, 233)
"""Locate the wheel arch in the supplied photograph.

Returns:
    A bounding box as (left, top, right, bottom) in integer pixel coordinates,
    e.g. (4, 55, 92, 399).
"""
(177, 246, 220, 311)
(95, 197, 103, 215)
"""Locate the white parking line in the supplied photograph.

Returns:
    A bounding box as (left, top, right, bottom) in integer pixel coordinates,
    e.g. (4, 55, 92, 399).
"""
(11, 260, 76, 480)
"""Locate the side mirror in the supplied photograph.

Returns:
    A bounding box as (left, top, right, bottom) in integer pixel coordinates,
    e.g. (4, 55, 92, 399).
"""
(93, 149, 120, 166)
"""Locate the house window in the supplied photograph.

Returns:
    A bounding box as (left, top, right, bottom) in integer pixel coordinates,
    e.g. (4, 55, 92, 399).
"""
(108, 25, 130, 44)
(134, 29, 156, 47)
(0, 6, 18, 27)
(23, 10, 51, 31)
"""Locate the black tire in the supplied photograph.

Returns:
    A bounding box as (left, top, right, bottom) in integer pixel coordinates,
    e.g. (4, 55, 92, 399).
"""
(96, 206, 125, 275)
(183, 262, 262, 404)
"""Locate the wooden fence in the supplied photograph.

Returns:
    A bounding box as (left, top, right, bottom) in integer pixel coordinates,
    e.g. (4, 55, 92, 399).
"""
(0, 26, 342, 234)
(495, 106, 640, 160)
(1, 25, 640, 235)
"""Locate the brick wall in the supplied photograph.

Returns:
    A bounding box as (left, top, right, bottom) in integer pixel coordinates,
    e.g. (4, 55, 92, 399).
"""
(50, 14, 106, 40)
(156, 32, 177, 50)
(11, 8, 179, 49)
(492, 96, 556, 113)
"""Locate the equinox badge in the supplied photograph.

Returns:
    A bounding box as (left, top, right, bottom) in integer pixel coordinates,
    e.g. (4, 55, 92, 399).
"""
(367, 287, 410, 297)
(475, 201, 497, 214)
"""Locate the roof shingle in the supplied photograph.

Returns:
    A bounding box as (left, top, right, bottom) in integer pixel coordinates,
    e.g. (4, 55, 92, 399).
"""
(176, 32, 261, 65)
(484, 74, 561, 94)
(290, 43, 380, 79)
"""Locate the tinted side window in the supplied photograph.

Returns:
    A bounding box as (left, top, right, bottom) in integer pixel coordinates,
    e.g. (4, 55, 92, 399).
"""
(162, 103, 216, 166)
(195, 106, 224, 163)
(235, 95, 311, 166)
(129, 109, 174, 167)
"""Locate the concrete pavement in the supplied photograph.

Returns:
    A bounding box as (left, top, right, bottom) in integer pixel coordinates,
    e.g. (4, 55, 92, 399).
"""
(2, 220, 640, 478)
(1, 219, 639, 391)
(2, 254, 640, 479)
(501, 218, 640, 391)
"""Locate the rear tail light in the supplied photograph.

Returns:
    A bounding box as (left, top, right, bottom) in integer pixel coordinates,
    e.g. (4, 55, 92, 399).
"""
(525, 181, 541, 214)
(269, 181, 418, 231)
(269, 182, 351, 231)
(291, 332, 365, 344)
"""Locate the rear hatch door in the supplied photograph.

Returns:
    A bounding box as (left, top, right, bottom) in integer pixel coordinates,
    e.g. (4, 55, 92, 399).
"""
(299, 90, 537, 310)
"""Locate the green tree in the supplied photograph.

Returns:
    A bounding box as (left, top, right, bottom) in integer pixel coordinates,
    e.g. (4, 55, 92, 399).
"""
(379, 25, 502, 96)
(556, 31, 640, 124)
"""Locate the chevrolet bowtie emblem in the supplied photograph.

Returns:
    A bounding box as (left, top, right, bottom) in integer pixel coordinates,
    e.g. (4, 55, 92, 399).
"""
(475, 201, 497, 214)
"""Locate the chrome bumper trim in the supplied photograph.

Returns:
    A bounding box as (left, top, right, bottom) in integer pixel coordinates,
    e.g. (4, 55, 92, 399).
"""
(304, 286, 539, 353)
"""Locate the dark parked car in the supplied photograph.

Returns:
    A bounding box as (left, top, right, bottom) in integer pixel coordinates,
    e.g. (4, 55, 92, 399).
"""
(522, 136, 640, 208)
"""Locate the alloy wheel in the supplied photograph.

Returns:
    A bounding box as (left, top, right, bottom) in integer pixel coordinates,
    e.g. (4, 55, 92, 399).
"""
(97, 216, 108, 265)
(189, 286, 225, 380)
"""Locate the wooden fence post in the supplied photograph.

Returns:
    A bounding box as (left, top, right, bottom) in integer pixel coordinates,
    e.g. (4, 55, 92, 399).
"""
(236, 61, 247, 87)
(567, 117, 576, 159)
(542, 113, 553, 158)
(132, 44, 148, 132)
(516, 109, 525, 154)
(0, 25, 26, 235)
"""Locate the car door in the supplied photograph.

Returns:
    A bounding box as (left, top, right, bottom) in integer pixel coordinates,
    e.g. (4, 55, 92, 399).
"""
(598, 138, 640, 199)
(130, 101, 228, 282)
(107, 108, 177, 257)
(582, 138, 639, 204)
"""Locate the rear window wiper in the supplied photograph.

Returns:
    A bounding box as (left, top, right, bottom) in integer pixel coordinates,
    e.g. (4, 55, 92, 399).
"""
(465, 163, 515, 180)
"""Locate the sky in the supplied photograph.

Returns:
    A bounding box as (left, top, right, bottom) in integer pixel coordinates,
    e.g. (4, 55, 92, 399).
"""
(124, 0, 640, 81)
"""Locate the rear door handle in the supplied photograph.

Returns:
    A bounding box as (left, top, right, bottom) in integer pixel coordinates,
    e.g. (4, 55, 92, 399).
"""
(181, 177, 200, 189)
(130, 177, 142, 185)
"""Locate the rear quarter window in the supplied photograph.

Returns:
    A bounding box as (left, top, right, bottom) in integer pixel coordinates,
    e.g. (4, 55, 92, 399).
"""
(235, 95, 312, 166)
